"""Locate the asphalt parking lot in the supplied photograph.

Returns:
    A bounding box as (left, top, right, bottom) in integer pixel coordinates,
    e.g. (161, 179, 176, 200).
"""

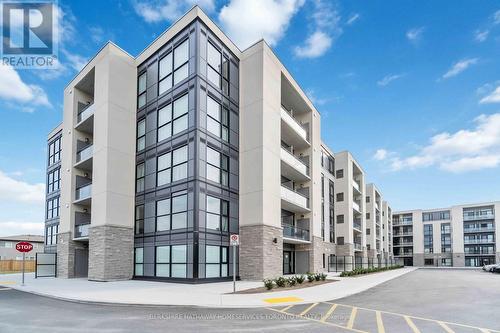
(1, 269, 499, 333)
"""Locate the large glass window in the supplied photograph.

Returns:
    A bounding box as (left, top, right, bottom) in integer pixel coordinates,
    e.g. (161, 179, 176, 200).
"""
(47, 168, 60, 193)
(173, 39, 189, 85)
(206, 196, 229, 231)
(171, 245, 187, 278)
(137, 119, 146, 151)
(156, 246, 170, 277)
(138, 72, 147, 108)
(158, 94, 189, 142)
(206, 96, 229, 141)
(158, 52, 173, 95)
(157, 145, 188, 186)
(206, 147, 229, 186)
(207, 42, 221, 88)
(206, 245, 228, 278)
(135, 205, 144, 234)
(135, 248, 144, 276)
(46, 197, 60, 219)
(48, 136, 61, 166)
(156, 193, 188, 231)
(45, 225, 58, 245)
(136, 163, 145, 192)
(424, 224, 433, 253)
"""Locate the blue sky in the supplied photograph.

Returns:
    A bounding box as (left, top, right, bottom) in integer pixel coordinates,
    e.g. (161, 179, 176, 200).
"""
(1, 0, 499, 235)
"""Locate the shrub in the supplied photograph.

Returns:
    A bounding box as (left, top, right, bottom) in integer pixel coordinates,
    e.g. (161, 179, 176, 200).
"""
(314, 273, 321, 281)
(307, 273, 315, 282)
(275, 276, 287, 288)
(320, 273, 327, 281)
(287, 276, 297, 286)
(263, 279, 274, 290)
(296, 275, 305, 284)
(340, 265, 403, 277)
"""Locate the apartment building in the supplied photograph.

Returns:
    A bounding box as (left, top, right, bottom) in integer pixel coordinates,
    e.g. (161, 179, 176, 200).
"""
(393, 201, 500, 267)
(43, 6, 392, 282)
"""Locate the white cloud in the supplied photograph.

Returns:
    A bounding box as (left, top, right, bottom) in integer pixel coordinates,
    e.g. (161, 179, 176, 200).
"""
(89, 26, 106, 44)
(294, 31, 332, 58)
(0, 64, 51, 107)
(219, 0, 304, 50)
(133, 0, 216, 23)
(441, 58, 479, 80)
(294, 0, 341, 59)
(346, 13, 360, 25)
(377, 74, 404, 87)
(60, 49, 88, 72)
(494, 10, 500, 25)
(373, 149, 389, 161)
(406, 27, 424, 43)
(0, 221, 43, 237)
(480, 86, 500, 104)
(0, 170, 45, 203)
(474, 29, 489, 42)
(384, 113, 500, 173)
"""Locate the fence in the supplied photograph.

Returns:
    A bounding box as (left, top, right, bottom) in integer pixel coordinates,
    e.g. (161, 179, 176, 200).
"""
(35, 253, 57, 278)
(328, 256, 398, 272)
(0, 260, 36, 273)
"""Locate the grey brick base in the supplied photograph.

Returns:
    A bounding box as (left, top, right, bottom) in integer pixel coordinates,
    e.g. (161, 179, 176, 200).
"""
(56, 232, 87, 278)
(88, 225, 134, 281)
(239, 225, 282, 280)
(310, 237, 335, 273)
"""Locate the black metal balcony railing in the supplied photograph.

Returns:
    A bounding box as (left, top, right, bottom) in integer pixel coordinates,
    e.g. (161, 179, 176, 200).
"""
(76, 144, 93, 163)
(77, 103, 94, 123)
(75, 223, 90, 238)
(353, 219, 362, 230)
(282, 224, 310, 241)
(463, 226, 495, 233)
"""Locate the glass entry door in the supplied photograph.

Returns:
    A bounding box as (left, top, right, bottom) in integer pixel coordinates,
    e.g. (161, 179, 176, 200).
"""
(283, 251, 294, 274)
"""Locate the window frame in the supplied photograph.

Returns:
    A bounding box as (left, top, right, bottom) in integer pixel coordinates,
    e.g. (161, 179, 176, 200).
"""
(206, 95, 229, 142)
(137, 118, 146, 152)
(205, 195, 229, 232)
(206, 146, 229, 186)
(205, 245, 229, 278)
(157, 94, 189, 142)
(137, 72, 147, 109)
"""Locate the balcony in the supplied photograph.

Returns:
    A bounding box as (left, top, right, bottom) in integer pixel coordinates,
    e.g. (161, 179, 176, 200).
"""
(464, 239, 495, 244)
(395, 252, 413, 257)
(280, 147, 310, 181)
(393, 232, 413, 237)
(281, 185, 310, 213)
(352, 180, 361, 193)
(354, 243, 362, 251)
(393, 220, 413, 226)
(353, 201, 361, 214)
(393, 242, 413, 247)
(74, 183, 92, 205)
(75, 103, 95, 133)
(74, 223, 90, 239)
(74, 144, 93, 171)
(375, 202, 380, 211)
(463, 226, 495, 233)
(282, 224, 310, 244)
(280, 106, 309, 149)
(353, 218, 362, 232)
(463, 213, 494, 221)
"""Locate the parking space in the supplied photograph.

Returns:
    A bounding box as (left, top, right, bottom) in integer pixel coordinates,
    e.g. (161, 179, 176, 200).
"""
(267, 269, 500, 332)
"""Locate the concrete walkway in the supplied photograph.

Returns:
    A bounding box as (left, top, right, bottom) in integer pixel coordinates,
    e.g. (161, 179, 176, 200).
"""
(0, 267, 417, 308)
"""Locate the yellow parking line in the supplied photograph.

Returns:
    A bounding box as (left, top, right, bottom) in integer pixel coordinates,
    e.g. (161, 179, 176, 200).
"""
(320, 303, 338, 322)
(327, 302, 500, 333)
(438, 321, 455, 333)
(404, 316, 421, 333)
(376, 311, 385, 333)
(263, 297, 303, 304)
(0, 281, 16, 285)
(266, 307, 369, 333)
(300, 302, 319, 316)
(347, 307, 358, 329)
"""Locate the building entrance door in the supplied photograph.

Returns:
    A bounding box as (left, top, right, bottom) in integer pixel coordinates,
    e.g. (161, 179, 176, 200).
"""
(74, 248, 89, 278)
(283, 251, 294, 274)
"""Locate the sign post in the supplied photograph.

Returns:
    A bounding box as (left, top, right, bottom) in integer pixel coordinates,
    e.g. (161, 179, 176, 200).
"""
(230, 234, 239, 293)
(15, 242, 33, 286)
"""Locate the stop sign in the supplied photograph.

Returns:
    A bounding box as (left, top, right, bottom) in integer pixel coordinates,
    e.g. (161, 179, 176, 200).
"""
(16, 242, 33, 253)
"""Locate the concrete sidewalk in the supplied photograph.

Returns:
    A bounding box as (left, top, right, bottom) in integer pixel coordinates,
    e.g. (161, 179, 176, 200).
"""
(0, 267, 417, 308)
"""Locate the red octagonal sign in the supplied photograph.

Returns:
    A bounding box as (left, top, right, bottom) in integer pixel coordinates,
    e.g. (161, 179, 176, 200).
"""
(16, 242, 33, 253)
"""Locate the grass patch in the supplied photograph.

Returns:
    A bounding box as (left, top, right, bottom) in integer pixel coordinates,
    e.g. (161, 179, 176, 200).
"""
(340, 265, 403, 277)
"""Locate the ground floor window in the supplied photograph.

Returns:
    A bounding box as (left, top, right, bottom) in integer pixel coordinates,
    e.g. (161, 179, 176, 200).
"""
(424, 258, 434, 266)
(205, 245, 228, 278)
(135, 248, 144, 276)
(441, 258, 452, 266)
(155, 245, 187, 278)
